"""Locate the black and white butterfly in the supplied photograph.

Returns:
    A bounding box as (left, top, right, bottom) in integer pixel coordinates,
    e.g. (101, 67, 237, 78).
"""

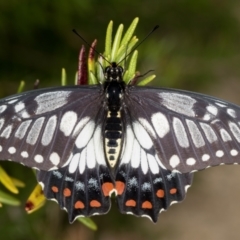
(0, 61, 240, 223)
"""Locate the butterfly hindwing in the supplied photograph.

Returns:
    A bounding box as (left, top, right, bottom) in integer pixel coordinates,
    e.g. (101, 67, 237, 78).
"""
(37, 108, 115, 222)
(114, 112, 193, 222)
(125, 86, 240, 173)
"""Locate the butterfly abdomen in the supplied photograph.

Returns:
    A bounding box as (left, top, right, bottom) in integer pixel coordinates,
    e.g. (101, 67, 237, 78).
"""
(104, 110, 122, 168)
(104, 81, 123, 168)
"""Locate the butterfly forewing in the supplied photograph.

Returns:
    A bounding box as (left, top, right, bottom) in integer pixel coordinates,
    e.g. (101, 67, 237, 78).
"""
(0, 85, 105, 171)
(125, 86, 240, 173)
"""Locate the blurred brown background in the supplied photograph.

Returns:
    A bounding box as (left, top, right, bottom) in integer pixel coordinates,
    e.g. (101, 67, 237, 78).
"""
(1, 1, 240, 240)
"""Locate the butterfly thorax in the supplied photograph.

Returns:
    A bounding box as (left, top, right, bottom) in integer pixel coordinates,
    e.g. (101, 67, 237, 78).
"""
(103, 63, 125, 168)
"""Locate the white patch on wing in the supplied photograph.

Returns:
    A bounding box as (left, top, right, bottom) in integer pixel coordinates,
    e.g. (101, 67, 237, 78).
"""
(159, 92, 196, 117)
(186, 158, 196, 166)
(200, 123, 217, 143)
(86, 139, 96, 169)
(79, 148, 86, 174)
(133, 122, 153, 149)
(186, 120, 205, 148)
(169, 155, 180, 168)
(140, 148, 148, 174)
(227, 108, 236, 118)
(41, 115, 57, 146)
(0, 105, 7, 114)
(75, 120, 95, 149)
(50, 152, 60, 165)
(203, 113, 211, 121)
(21, 111, 30, 118)
(34, 91, 71, 114)
(131, 139, 141, 168)
(147, 154, 159, 174)
(220, 128, 232, 142)
(8, 99, 18, 104)
(151, 112, 169, 138)
(202, 154, 210, 161)
(230, 149, 238, 156)
(8, 147, 16, 154)
(138, 117, 156, 138)
(215, 102, 226, 108)
(185, 185, 191, 192)
(173, 117, 189, 148)
(121, 126, 134, 165)
(14, 102, 25, 113)
(0, 145, 2, 152)
(21, 151, 29, 158)
(0, 118, 4, 131)
(0, 124, 13, 139)
(34, 154, 44, 163)
(206, 105, 218, 116)
(93, 126, 105, 165)
(216, 150, 224, 157)
(69, 153, 80, 173)
(72, 117, 90, 137)
(26, 117, 45, 145)
(60, 111, 78, 137)
(229, 121, 240, 142)
(15, 120, 32, 139)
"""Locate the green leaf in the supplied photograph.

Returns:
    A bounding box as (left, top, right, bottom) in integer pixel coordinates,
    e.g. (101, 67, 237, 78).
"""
(89, 71, 98, 85)
(120, 17, 139, 47)
(124, 50, 138, 83)
(96, 56, 105, 84)
(17, 81, 25, 93)
(138, 74, 156, 86)
(77, 217, 98, 231)
(115, 36, 138, 64)
(0, 190, 21, 206)
(105, 20, 113, 60)
(61, 68, 67, 86)
(111, 24, 124, 62)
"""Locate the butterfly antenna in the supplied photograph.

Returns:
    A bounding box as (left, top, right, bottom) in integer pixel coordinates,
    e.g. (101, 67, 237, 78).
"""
(72, 29, 112, 65)
(118, 25, 159, 65)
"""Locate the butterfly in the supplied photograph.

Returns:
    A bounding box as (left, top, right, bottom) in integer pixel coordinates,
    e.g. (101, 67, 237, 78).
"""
(0, 61, 240, 223)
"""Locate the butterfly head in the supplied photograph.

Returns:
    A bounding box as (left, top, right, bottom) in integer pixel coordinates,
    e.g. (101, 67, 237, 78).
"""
(104, 62, 124, 83)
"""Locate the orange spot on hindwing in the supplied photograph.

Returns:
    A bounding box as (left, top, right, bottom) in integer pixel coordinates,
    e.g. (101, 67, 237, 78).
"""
(51, 186, 59, 193)
(170, 188, 177, 194)
(142, 201, 153, 209)
(156, 189, 164, 198)
(115, 181, 125, 195)
(63, 188, 71, 197)
(125, 199, 136, 207)
(90, 200, 101, 207)
(75, 201, 85, 209)
(102, 182, 114, 196)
